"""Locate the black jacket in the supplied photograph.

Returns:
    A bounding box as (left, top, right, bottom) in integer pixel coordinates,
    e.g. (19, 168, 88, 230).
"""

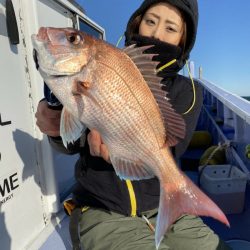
(49, 74, 203, 216)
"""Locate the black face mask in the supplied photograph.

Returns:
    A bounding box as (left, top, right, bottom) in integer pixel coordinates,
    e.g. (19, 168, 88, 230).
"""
(127, 34, 183, 78)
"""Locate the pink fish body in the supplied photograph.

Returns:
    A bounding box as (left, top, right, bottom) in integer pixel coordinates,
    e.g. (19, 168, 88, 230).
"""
(32, 27, 229, 249)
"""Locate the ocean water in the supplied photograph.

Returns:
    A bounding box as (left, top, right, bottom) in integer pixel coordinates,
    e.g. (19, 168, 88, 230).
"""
(242, 96, 250, 101)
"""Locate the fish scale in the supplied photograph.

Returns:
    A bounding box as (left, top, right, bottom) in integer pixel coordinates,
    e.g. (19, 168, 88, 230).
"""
(32, 27, 230, 249)
(83, 57, 162, 157)
(93, 50, 166, 151)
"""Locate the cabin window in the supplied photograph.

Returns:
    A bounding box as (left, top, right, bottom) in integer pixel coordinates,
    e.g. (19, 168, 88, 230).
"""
(78, 18, 103, 39)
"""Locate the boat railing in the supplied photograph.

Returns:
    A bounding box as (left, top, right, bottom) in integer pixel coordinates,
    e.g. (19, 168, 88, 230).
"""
(195, 77, 250, 180)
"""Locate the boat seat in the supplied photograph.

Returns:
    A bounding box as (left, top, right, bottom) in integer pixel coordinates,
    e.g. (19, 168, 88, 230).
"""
(180, 130, 213, 171)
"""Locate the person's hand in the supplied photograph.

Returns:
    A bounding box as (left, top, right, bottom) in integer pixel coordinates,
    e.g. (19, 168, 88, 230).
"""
(36, 101, 110, 162)
(87, 129, 110, 163)
(35, 100, 61, 137)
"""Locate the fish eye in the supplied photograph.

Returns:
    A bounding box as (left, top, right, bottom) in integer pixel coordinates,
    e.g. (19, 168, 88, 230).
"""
(67, 33, 82, 45)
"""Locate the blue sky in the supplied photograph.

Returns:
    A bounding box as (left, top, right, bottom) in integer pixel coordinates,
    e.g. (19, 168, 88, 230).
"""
(77, 0, 250, 96)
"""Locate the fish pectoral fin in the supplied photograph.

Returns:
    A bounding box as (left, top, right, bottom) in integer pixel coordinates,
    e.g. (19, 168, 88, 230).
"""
(72, 79, 91, 96)
(110, 155, 155, 180)
(60, 107, 86, 147)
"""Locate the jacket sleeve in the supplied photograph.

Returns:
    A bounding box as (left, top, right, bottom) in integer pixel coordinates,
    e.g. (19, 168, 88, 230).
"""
(165, 76, 203, 158)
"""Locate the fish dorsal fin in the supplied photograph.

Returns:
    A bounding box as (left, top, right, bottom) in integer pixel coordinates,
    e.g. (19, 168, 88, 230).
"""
(123, 45, 186, 146)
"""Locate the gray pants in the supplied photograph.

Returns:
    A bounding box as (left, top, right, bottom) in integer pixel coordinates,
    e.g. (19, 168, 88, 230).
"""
(77, 208, 231, 250)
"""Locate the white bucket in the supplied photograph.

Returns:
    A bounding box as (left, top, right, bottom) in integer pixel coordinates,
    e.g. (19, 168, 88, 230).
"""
(199, 164, 248, 214)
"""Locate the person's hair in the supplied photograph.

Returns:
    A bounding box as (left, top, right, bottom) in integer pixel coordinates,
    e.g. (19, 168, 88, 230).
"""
(127, 15, 143, 39)
(127, 12, 187, 53)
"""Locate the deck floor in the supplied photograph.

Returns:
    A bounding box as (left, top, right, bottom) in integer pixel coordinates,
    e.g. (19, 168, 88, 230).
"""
(203, 183, 250, 241)
(39, 215, 72, 250)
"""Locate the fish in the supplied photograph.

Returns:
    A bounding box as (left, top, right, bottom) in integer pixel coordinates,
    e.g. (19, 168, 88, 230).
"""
(32, 27, 229, 249)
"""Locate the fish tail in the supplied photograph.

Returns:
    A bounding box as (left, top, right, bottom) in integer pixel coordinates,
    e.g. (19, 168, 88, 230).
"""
(155, 174, 229, 249)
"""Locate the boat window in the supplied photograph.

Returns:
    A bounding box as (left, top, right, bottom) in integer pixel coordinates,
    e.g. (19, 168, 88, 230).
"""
(78, 18, 103, 39)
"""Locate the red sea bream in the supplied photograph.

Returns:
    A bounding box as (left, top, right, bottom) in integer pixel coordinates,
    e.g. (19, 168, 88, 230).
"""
(32, 27, 229, 249)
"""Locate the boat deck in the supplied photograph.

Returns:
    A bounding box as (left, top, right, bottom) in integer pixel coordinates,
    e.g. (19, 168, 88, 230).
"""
(39, 213, 72, 250)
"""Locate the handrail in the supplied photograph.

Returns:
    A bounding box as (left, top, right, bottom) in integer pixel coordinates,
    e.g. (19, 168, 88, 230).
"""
(197, 79, 250, 125)
(203, 105, 250, 180)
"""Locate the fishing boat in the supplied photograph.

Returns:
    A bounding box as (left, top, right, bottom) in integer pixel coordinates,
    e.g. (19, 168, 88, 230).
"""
(1, 0, 249, 249)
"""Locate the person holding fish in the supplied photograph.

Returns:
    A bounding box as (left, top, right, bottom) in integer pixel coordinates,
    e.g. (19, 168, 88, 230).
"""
(35, 0, 231, 249)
